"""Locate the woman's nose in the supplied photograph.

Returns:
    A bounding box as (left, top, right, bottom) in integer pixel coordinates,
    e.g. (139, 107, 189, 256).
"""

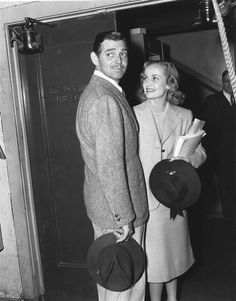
(144, 78, 152, 85)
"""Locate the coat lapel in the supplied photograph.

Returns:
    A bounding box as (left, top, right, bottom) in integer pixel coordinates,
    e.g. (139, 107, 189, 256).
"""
(146, 103, 162, 148)
(144, 102, 180, 148)
(162, 105, 181, 144)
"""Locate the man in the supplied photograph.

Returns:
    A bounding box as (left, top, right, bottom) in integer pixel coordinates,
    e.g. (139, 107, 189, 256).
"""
(76, 31, 148, 301)
(201, 70, 236, 237)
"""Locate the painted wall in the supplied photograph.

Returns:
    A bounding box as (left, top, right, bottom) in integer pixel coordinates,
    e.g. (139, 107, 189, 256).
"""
(0, 2, 29, 299)
(160, 29, 233, 88)
(0, 114, 22, 298)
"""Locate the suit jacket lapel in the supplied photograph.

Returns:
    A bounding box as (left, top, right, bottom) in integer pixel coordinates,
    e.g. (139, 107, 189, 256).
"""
(119, 91, 139, 131)
(92, 75, 138, 131)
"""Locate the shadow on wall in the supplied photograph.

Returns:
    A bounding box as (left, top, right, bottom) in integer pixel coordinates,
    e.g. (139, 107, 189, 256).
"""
(121, 38, 145, 107)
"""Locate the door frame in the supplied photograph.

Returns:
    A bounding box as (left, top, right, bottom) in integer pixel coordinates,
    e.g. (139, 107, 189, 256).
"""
(1, 0, 176, 299)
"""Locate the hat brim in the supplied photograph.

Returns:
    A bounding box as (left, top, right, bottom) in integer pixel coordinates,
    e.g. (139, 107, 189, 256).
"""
(87, 233, 145, 291)
(149, 159, 201, 210)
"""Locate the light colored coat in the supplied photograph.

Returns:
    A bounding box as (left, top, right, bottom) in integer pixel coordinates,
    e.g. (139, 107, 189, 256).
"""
(76, 75, 148, 229)
(134, 101, 207, 211)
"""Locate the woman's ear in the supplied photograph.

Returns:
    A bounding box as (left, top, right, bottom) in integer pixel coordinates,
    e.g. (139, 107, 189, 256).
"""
(90, 52, 99, 66)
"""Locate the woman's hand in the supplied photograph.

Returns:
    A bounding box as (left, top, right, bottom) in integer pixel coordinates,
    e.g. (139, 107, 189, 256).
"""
(170, 156, 191, 164)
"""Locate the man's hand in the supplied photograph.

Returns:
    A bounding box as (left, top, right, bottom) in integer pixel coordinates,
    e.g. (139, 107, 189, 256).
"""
(113, 222, 133, 243)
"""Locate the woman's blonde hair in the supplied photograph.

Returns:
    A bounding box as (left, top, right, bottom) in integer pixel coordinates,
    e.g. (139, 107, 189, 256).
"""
(140, 60, 185, 105)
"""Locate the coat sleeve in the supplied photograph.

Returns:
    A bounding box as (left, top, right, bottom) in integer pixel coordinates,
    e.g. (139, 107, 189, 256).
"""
(183, 109, 207, 169)
(201, 95, 218, 151)
(88, 95, 135, 227)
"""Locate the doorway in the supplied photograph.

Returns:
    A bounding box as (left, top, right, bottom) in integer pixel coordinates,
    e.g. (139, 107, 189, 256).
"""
(18, 12, 116, 300)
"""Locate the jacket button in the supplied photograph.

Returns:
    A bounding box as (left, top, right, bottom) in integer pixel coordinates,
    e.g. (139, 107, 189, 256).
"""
(115, 214, 119, 217)
(117, 218, 120, 221)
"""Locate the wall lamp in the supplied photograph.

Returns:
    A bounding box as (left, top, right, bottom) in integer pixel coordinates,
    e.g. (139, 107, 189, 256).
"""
(9, 17, 55, 55)
(193, 0, 236, 27)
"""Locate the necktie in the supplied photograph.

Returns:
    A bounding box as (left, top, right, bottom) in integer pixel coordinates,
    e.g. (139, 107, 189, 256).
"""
(231, 95, 235, 106)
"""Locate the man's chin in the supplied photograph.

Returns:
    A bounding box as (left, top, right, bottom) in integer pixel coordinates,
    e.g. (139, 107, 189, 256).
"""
(113, 72, 126, 80)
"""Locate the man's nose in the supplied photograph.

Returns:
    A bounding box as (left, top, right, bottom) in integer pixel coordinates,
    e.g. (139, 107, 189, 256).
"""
(114, 54, 122, 63)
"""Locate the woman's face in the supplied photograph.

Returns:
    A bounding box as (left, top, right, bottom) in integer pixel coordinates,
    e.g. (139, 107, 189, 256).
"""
(141, 64, 169, 100)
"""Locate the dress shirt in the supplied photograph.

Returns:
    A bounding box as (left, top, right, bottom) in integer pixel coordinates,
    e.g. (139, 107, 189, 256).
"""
(94, 70, 123, 93)
(223, 90, 235, 105)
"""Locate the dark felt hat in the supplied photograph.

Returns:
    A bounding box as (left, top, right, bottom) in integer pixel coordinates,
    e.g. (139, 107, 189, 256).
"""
(87, 233, 145, 292)
(149, 159, 201, 219)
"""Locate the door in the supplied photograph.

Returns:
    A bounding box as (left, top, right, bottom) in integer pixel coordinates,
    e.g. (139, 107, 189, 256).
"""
(18, 13, 116, 301)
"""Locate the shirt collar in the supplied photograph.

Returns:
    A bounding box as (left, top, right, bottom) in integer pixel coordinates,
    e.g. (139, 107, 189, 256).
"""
(94, 70, 123, 93)
(223, 90, 232, 103)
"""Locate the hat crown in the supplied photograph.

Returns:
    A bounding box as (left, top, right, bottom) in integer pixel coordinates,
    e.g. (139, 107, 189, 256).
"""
(159, 171, 188, 204)
(87, 233, 145, 292)
(97, 244, 133, 290)
(149, 159, 201, 219)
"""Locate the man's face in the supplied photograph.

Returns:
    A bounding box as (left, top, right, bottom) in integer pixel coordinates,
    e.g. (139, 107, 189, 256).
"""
(91, 39, 128, 82)
(223, 73, 233, 95)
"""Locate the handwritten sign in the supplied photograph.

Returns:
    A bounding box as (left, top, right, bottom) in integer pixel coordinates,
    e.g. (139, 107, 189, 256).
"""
(48, 83, 86, 103)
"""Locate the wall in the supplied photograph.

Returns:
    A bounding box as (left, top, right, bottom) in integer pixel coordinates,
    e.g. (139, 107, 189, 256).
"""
(0, 3, 26, 299)
(0, 114, 22, 299)
(160, 29, 233, 88)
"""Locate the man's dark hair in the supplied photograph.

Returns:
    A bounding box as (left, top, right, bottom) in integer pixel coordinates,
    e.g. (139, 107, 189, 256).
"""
(93, 31, 127, 55)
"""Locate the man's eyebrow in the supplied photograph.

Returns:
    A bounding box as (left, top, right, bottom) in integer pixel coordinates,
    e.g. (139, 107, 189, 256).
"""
(104, 48, 128, 52)
(105, 48, 116, 52)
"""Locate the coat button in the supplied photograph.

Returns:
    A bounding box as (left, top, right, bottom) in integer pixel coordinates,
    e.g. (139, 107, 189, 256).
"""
(115, 214, 119, 217)
(117, 218, 120, 221)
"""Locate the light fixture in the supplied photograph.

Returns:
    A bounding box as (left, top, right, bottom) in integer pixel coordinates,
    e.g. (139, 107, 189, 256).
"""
(193, 0, 236, 27)
(9, 17, 55, 55)
(193, 0, 216, 26)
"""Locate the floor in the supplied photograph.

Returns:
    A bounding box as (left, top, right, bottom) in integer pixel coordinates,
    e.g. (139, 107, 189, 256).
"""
(145, 216, 236, 301)
(1, 216, 235, 301)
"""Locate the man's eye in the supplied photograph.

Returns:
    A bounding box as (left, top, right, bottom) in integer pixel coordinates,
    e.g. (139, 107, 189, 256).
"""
(152, 76, 159, 81)
(106, 52, 114, 57)
(121, 52, 127, 58)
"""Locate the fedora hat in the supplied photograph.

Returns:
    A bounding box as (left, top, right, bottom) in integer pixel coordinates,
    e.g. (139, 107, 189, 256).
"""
(149, 159, 201, 219)
(87, 232, 145, 292)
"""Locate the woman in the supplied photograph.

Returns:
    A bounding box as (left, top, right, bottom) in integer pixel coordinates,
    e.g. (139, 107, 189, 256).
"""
(134, 60, 206, 301)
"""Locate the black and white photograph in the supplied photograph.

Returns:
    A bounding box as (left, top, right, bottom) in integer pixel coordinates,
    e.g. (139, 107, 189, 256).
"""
(0, 0, 236, 300)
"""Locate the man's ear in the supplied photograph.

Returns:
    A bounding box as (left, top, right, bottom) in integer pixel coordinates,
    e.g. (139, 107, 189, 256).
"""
(90, 52, 99, 66)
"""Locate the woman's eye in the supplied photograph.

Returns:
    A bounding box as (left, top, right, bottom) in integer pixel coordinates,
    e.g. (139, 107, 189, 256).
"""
(152, 76, 159, 81)
(140, 75, 147, 82)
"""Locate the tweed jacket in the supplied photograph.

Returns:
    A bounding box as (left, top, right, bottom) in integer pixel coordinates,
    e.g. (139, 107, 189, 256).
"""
(134, 101, 207, 211)
(76, 75, 148, 229)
